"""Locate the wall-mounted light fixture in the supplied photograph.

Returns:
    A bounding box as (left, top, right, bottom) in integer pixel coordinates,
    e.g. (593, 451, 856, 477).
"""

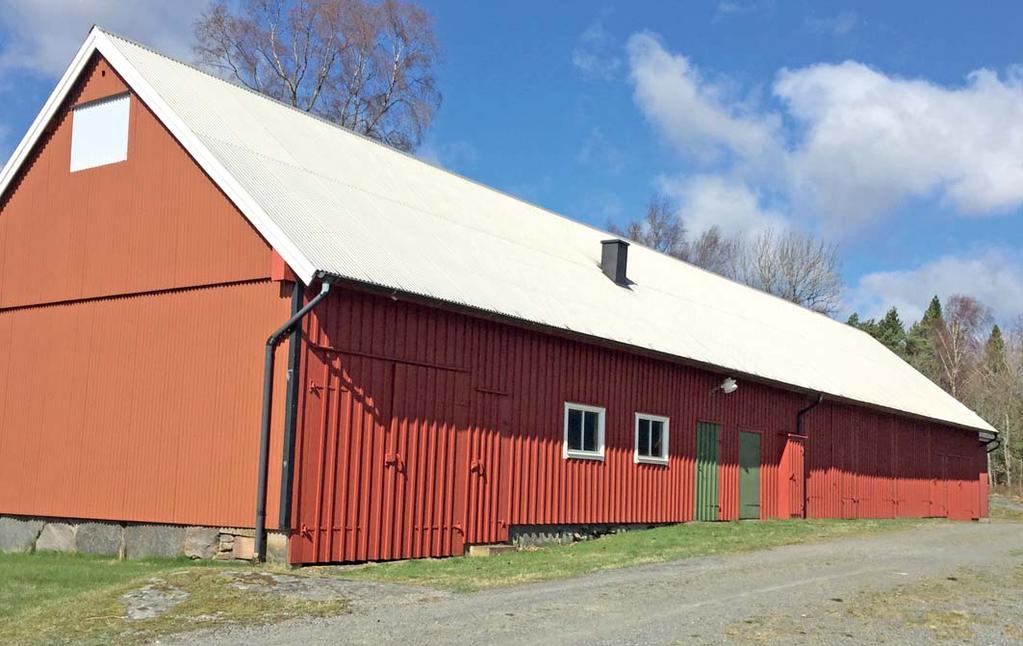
(711, 377, 738, 394)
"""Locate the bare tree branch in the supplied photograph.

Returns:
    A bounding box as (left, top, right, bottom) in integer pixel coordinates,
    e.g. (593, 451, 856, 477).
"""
(193, 0, 441, 151)
(733, 229, 843, 316)
(609, 196, 842, 315)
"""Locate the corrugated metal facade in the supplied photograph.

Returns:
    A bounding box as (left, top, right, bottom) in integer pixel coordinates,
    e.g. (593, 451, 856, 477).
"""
(0, 56, 271, 310)
(0, 56, 293, 529)
(288, 288, 989, 563)
(803, 408, 983, 521)
(0, 280, 292, 527)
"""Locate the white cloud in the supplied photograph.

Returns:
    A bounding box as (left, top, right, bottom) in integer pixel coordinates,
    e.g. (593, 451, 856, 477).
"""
(581, 191, 626, 222)
(626, 33, 1023, 231)
(713, 1, 767, 22)
(777, 62, 1023, 227)
(657, 174, 787, 237)
(0, 0, 206, 76)
(627, 32, 782, 168)
(846, 249, 1023, 324)
(805, 11, 858, 37)
(572, 15, 621, 80)
(576, 129, 626, 174)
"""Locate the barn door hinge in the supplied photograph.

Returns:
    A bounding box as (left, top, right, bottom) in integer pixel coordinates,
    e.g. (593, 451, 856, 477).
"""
(308, 380, 337, 395)
(384, 453, 405, 472)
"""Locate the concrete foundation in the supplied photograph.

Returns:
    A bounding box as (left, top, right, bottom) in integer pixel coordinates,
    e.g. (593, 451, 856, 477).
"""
(0, 514, 288, 561)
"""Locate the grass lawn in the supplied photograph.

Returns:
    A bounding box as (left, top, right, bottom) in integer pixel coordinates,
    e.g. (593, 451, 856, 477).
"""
(0, 553, 347, 645)
(340, 518, 930, 592)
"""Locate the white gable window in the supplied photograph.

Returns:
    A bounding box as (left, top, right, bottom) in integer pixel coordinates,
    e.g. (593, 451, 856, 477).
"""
(69, 94, 130, 172)
(634, 413, 669, 464)
(563, 402, 605, 460)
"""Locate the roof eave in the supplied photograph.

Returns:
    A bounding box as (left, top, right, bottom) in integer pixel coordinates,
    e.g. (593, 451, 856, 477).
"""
(322, 272, 996, 437)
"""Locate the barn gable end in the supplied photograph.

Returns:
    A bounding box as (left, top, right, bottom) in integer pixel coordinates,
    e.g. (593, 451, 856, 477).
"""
(0, 54, 273, 310)
(0, 52, 295, 531)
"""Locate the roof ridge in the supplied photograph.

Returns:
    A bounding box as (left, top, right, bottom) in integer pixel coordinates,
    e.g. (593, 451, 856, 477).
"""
(95, 28, 633, 237)
(97, 26, 861, 332)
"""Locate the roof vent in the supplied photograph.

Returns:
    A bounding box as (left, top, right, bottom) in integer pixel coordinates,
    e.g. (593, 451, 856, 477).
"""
(601, 239, 630, 285)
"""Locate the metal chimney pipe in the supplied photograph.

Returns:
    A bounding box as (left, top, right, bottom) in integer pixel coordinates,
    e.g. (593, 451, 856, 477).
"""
(601, 239, 629, 285)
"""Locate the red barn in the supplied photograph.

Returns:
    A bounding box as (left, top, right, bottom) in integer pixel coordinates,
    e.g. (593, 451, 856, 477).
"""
(0, 29, 995, 564)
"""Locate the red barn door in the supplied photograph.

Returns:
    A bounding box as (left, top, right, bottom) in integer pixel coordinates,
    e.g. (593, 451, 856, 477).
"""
(290, 351, 470, 564)
(779, 434, 805, 518)
(465, 391, 511, 545)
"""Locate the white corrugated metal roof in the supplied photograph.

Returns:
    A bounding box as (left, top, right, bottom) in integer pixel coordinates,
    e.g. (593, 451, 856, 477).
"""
(0, 28, 995, 434)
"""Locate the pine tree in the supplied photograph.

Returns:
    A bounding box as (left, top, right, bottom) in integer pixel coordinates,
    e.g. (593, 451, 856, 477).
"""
(985, 324, 1007, 375)
(905, 295, 943, 382)
(847, 312, 880, 337)
(875, 307, 907, 355)
(977, 323, 1016, 486)
(906, 295, 942, 354)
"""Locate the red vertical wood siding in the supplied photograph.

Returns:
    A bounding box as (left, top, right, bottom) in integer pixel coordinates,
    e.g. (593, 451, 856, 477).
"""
(805, 404, 984, 521)
(0, 55, 272, 310)
(0, 281, 292, 528)
(289, 288, 989, 563)
(0, 54, 288, 530)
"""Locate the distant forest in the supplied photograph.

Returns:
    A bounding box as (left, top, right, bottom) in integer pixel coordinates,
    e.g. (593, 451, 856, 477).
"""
(847, 296, 1021, 489)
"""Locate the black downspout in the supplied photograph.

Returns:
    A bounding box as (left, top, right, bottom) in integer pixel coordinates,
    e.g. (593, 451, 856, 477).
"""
(255, 280, 331, 562)
(796, 393, 824, 519)
(277, 282, 304, 529)
(796, 393, 824, 437)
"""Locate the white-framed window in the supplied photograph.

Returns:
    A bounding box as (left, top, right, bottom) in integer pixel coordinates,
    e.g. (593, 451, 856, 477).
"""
(563, 402, 605, 460)
(634, 412, 669, 464)
(70, 93, 131, 172)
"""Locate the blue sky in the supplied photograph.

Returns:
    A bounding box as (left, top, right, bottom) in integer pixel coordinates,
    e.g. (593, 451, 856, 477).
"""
(2, 1, 1022, 324)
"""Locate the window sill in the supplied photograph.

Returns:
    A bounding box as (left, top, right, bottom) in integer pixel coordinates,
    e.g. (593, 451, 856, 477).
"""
(564, 451, 605, 461)
(635, 456, 669, 466)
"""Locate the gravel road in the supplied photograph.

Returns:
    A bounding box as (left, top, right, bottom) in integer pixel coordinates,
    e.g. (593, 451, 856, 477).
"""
(174, 521, 1023, 645)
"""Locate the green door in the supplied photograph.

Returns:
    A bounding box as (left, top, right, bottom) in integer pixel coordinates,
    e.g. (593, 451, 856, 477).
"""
(739, 432, 762, 520)
(695, 422, 720, 521)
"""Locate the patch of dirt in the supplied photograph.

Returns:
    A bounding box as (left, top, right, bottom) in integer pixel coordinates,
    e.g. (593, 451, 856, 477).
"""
(120, 578, 190, 620)
(220, 570, 450, 608)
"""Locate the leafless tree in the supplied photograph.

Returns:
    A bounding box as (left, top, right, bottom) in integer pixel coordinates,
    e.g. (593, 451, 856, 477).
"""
(609, 194, 687, 258)
(608, 194, 740, 274)
(609, 197, 841, 314)
(935, 295, 993, 398)
(733, 228, 843, 315)
(194, 0, 441, 151)
(1007, 319, 1023, 488)
(686, 226, 740, 277)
